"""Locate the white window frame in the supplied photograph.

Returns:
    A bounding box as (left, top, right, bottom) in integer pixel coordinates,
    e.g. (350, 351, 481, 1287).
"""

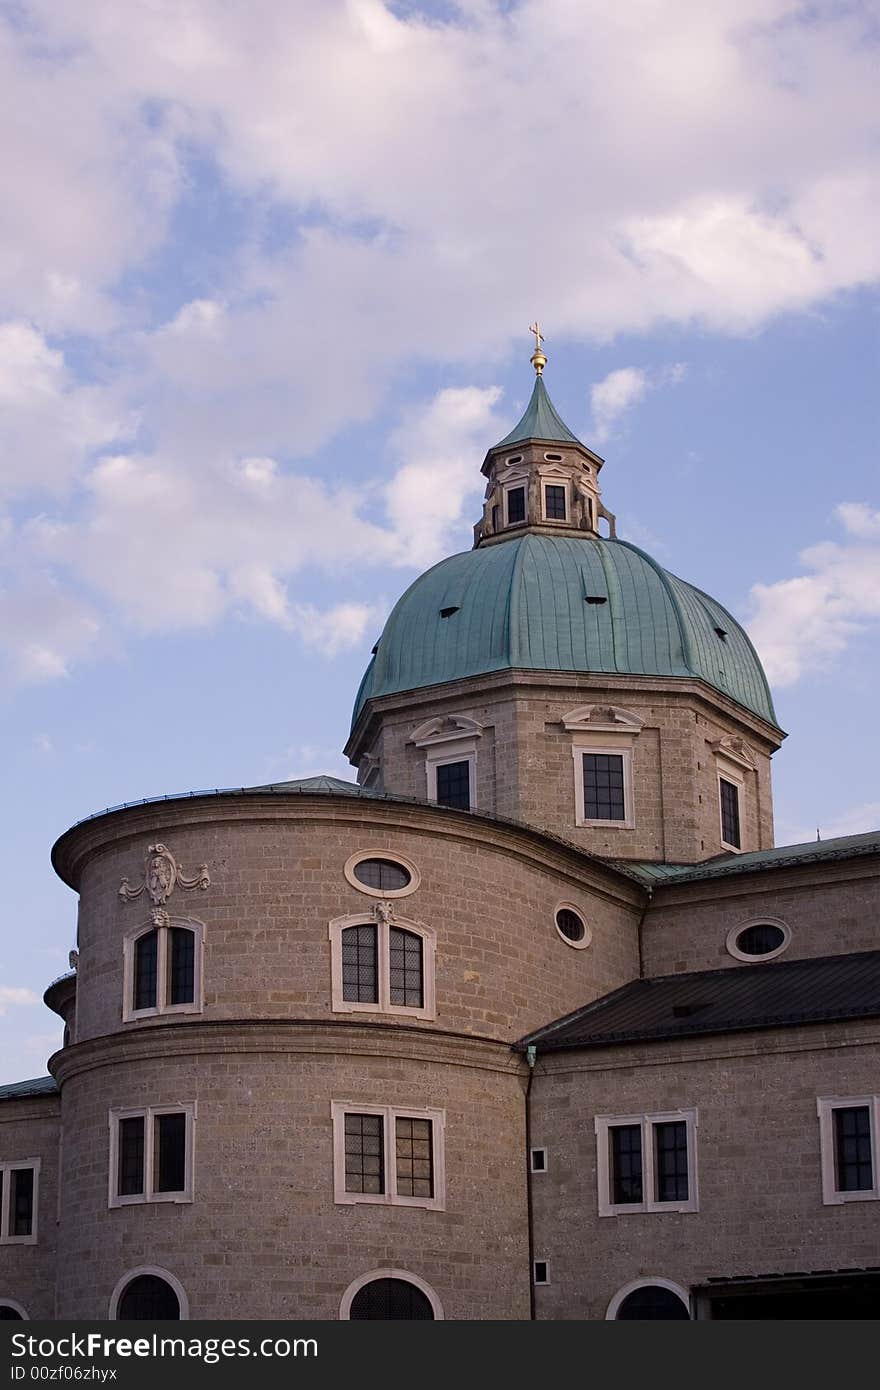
(331, 1101, 446, 1211)
(410, 717, 482, 812)
(718, 770, 743, 853)
(554, 901, 592, 951)
(530, 1147, 548, 1173)
(533, 1260, 550, 1285)
(0, 1299, 29, 1318)
(329, 911, 436, 1020)
(817, 1096, 880, 1205)
(343, 849, 421, 899)
(425, 744, 476, 810)
(339, 1268, 444, 1320)
(108, 1104, 196, 1209)
(541, 478, 569, 523)
(503, 479, 528, 527)
(606, 1277, 691, 1320)
(122, 916, 205, 1023)
(595, 1109, 699, 1216)
(108, 1266, 190, 1320)
(726, 916, 791, 963)
(0, 1158, 40, 1245)
(573, 744, 635, 829)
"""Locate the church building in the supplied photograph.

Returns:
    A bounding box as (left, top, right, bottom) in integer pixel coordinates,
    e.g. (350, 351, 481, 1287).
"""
(2, 339, 879, 1320)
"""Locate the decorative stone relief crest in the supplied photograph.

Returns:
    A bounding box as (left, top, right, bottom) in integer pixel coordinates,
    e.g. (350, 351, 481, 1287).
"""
(374, 901, 395, 927)
(709, 736, 756, 770)
(409, 714, 484, 747)
(560, 704, 644, 734)
(119, 843, 210, 906)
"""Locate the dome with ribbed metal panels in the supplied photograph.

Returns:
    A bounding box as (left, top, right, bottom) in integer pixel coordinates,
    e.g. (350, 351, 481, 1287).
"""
(352, 531, 778, 730)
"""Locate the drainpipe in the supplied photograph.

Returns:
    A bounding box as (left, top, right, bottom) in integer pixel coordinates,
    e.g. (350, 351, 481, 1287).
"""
(525, 1044, 537, 1320)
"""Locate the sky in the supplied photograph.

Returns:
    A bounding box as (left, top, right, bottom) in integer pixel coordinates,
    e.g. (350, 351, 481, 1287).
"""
(1, 0, 878, 1082)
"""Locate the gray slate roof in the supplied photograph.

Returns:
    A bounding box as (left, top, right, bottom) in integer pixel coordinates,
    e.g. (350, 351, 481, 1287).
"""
(517, 950, 880, 1052)
(0, 1076, 58, 1101)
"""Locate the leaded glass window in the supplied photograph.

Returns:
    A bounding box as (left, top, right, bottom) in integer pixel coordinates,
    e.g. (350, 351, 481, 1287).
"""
(655, 1121, 689, 1202)
(435, 759, 470, 809)
(720, 777, 741, 848)
(117, 1275, 180, 1320)
(344, 1113, 385, 1195)
(349, 1278, 434, 1320)
(583, 753, 626, 821)
(395, 1117, 433, 1198)
(353, 858, 411, 892)
(134, 929, 158, 1011)
(611, 1125, 643, 1204)
(835, 1106, 873, 1192)
(389, 928, 423, 1007)
(341, 924, 378, 1003)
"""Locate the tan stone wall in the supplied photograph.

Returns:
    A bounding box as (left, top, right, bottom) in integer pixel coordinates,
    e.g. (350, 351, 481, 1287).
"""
(353, 672, 778, 865)
(53, 1028, 529, 1320)
(529, 1021, 880, 1319)
(64, 795, 642, 1047)
(0, 1096, 60, 1319)
(643, 862, 880, 976)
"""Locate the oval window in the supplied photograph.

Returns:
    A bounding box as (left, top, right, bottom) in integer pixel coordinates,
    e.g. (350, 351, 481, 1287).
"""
(726, 919, 790, 962)
(555, 906, 590, 949)
(354, 858, 411, 892)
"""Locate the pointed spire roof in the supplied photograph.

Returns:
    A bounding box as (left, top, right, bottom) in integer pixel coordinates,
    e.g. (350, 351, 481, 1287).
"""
(492, 374, 583, 450)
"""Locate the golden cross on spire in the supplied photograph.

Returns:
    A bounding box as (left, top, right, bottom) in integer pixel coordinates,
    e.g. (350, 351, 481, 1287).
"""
(528, 321, 547, 375)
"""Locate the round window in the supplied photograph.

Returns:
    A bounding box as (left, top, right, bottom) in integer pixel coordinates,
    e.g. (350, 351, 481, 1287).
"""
(726, 918, 790, 962)
(344, 852, 420, 898)
(555, 905, 590, 949)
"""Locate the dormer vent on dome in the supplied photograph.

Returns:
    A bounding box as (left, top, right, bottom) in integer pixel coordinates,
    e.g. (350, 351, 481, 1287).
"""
(475, 333, 616, 547)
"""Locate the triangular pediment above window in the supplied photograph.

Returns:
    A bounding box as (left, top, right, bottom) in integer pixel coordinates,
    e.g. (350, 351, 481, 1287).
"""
(560, 705, 645, 734)
(409, 714, 485, 747)
(709, 735, 757, 770)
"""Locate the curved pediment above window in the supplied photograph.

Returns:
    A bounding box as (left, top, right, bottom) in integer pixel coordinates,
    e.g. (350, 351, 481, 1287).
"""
(709, 735, 756, 770)
(560, 705, 644, 735)
(409, 715, 484, 748)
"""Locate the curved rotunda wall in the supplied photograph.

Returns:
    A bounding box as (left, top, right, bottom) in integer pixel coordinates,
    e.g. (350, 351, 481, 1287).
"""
(52, 1036, 529, 1320)
(58, 794, 642, 1046)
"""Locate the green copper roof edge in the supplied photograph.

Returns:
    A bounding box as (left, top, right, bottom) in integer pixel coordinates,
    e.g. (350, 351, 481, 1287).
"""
(674, 575, 780, 729)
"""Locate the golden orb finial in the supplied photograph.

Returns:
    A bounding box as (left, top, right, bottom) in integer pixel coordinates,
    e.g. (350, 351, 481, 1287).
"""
(528, 321, 547, 375)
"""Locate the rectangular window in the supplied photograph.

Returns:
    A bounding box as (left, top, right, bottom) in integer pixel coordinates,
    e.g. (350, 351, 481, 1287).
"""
(332, 1103, 445, 1209)
(117, 1115, 145, 1197)
(596, 1111, 698, 1215)
(395, 1116, 434, 1198)
(388, 928, 424, 1008)
(610, 1124, 643, 1204)
(530, 1147, 547, 1173)
(720, 776, 741, 849)
(109, 1106, 194, 1207)
(168, 927, 195, 1006)
(0, 1160, 40, 1244)
(341, 923, 379, 1003)
(344, 1113, 385, 1195)
(584, 752, 626, 821)
(544, 484, 567, 520)
(435, 759, 471, 810)
(506, 486, 526, 524)
(134, 929, 158, 1011)
(818, 1097, 880, 1204)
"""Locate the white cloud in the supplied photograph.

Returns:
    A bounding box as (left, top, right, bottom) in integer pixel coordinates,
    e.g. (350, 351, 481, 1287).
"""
(0, 987, 39, 1016)
(590, 363, 686, 442)
(747, 504, 880, 687)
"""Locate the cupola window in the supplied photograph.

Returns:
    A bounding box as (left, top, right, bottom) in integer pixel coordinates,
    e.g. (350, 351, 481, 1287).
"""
(719, 776, 741, 850)
(435, 759, 471, 809)
(584, 753, 626, 821)
(544, 484, 567, 520)
(506, 486, 526, 525)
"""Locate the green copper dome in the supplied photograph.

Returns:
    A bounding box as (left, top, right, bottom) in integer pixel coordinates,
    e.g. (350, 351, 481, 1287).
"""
(351, 534, 778, 730)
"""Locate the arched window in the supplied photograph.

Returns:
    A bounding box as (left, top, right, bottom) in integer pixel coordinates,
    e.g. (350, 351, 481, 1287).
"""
(607, 1279, 690, 1320)
(330, 912, 435, 1019)
(340, 1269, 443, 1320)
(123, 918, 204, 1021)
(109, 1268, 188, 1320)
(0, 1302, 26, 1320)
